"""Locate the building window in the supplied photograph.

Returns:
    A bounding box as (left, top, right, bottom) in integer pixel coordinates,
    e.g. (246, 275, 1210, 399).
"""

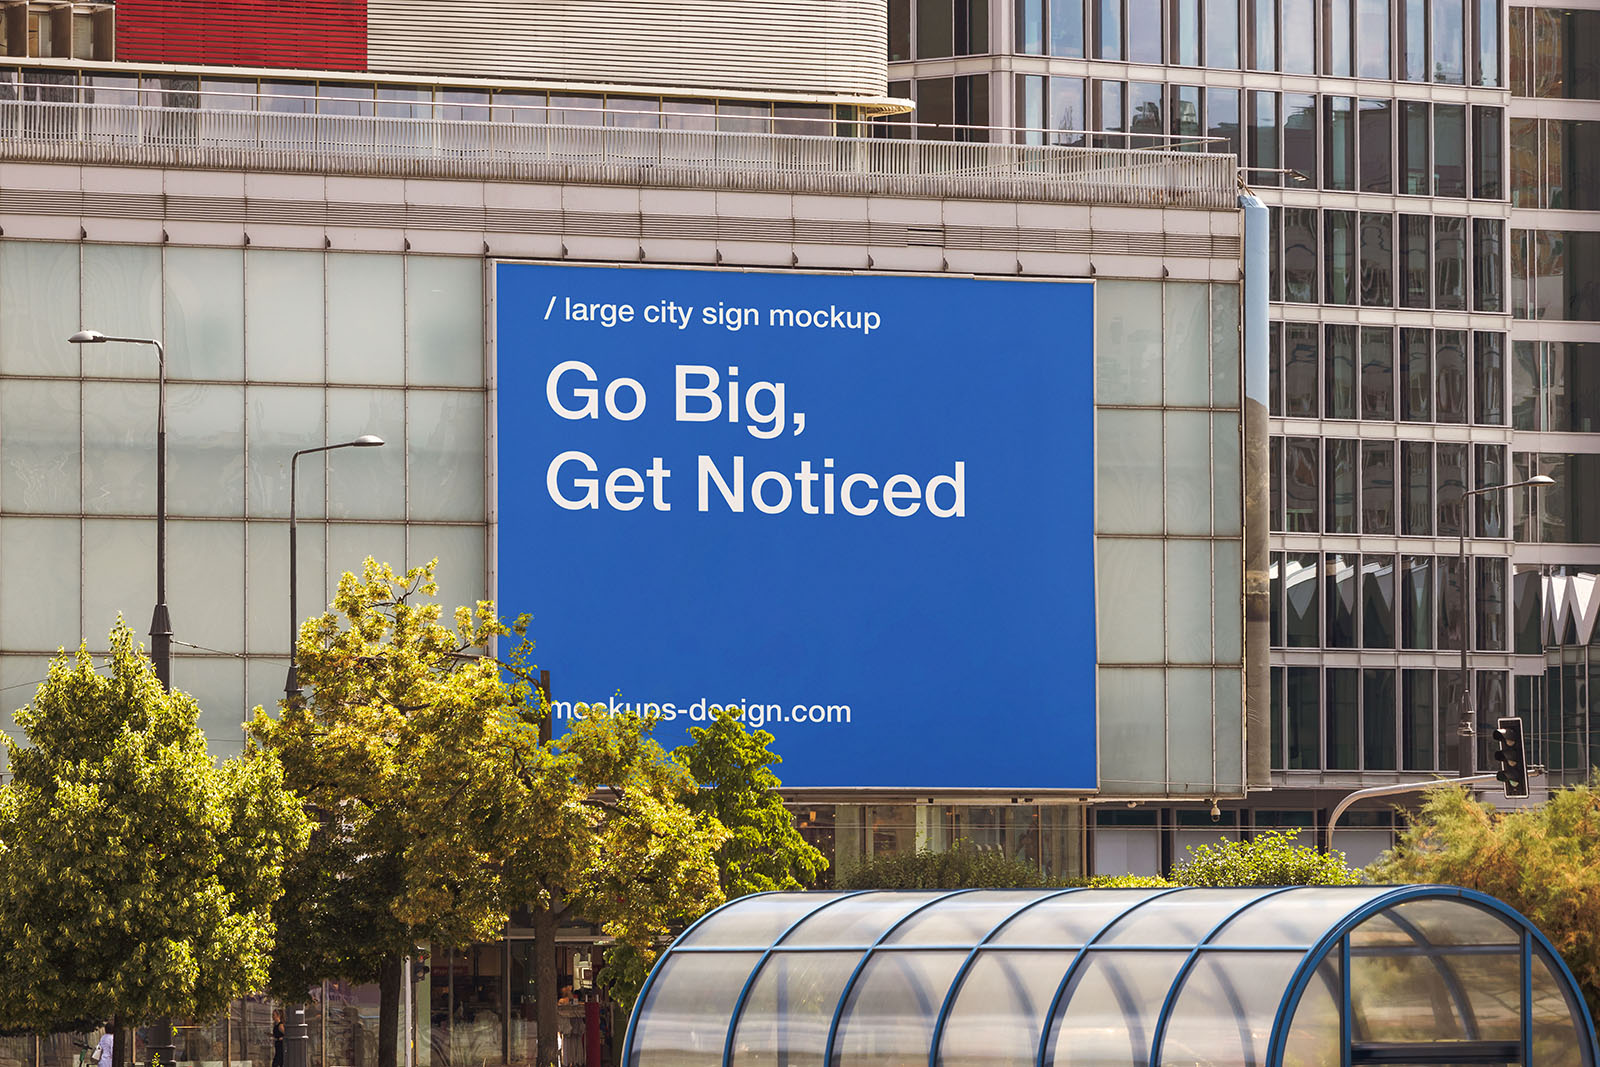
(1325, 325, 1357, 418)
(1400, 328, 1432, 420)
(1360, 327, 1395, 419)
(1207, 0, 1241, 66)
(1285, 439, 1321, 533)
(1362, 440, 1396, 533)
(1324, 211, 1356, 304)
(1359, 98, 1392, 193)
(1472, 106, 1503, 199)
(1435, 216, 1467, 310)
(1284, 321, 1319, 414)
(1283, 209, 1319, 303)
(1400, 101, 1429, 194)
(1401, 441, 1433, 535)
(1435, 330, 1468, 424)
(1359, 212, 1393, 306)
(1357, 0, 1392, 77)
(1473, 332, 1506, 426)
(1326, 439, 1357, 534)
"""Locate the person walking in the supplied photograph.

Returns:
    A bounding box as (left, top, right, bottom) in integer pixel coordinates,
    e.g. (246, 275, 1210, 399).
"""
(271, 1009, 285, 1067)
(94, 1026, 114, 1067)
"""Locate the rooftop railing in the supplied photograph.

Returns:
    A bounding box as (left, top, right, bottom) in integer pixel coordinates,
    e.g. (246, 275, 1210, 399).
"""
(0, 97, 1239, 209)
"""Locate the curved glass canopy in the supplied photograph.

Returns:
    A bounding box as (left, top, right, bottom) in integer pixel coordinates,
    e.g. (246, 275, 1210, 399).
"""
(624, 886, 1598, 1067)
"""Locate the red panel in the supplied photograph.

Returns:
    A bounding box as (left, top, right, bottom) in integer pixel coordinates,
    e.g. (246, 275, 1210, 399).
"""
(116, 0, 367, 72)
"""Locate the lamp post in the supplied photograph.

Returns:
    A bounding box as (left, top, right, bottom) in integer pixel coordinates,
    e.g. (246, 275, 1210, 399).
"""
(1456, 473, 1556, 777)
(285, 435, 384, 702)
(69, 330, 172, 689)
(69, 329, 176, 1067)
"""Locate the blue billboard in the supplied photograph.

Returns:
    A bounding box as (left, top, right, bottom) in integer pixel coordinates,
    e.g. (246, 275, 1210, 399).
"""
(495, 263, 1096, 790)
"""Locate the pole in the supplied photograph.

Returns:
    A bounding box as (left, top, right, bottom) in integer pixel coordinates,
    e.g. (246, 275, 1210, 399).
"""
(147, 339, 176, 1067)
(286, 451, 302, 701)
(1457, 519, 1475, 777)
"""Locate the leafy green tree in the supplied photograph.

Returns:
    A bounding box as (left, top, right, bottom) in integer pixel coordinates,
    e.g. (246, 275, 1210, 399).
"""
(1368, 783, 1600, 1020)
(0, 621, 309, 1067)
(675, 708, 826, 898)
(1172, 829, 1366, 886)
(253, 558, 727, 1067)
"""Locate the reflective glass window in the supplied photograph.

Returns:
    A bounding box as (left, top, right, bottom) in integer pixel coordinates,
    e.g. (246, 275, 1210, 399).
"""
(1325, 324, 1357, 418)
(1052, 0, 1088, 55)
(1472, 105, 1503, 199)
(732, 952, 861, 1067)
(1174, 0, 1200, 64)
(1096, 0, 1123, 58)
(1359, 212, 1393, 306)
(1402, 560, 1433, 651)
(1437, 441, 1468, 536)
(1474, 332, 1505, 425)
(1171, 84, 1201, 141)
(1364, 667, 1397, 766)
(1050, 77, 1088, 142)
(1282, 0, 1316, 71)
(1402, 667, 1435, 765)
(1361, 327, 1394, 419)
(1401, 441, 1432, 535)
(835, 952, 968, 1067)
(917, 0, 955, 57)
(1251, 0, 1277, 69)
(1328, 666, 1359, 766)
(1436, 217, 1467, 310)
(1097, 80, 1125, 143)
(1129, 81, 1163, 146)
(1286, 665, 1320, 766)
(1548, 342, 1600, 432)
(1325, 96, 1354, 189)
(1284, 93, 1317, 183)
(1362, 440, 1395, 534)
(1474, 218, 1505, 313)
(1400, 101, 1429, 194)
(1436, 330, 1468, 424)
(1286, 323, 1312, 419)
(1401, 0, 1427, 78)
(1285, 439, 1320, 534)
(1508, 5, 1529, 95)
(1283, 208, 1318, 303)
(1286, 552, 1320, 646)
(1474, 0, 1499, 84)
(1510, 117, 1537, 207)
(1433, 0, 1465, 82)
(939, 951, 1080, 1067)
(1511, 339, 1538, 430)
(1437, 556, 1465, 660)
(1327, 440, 1357, 535)
(1206, 0, 1240, 65)
(1400, 215, 1431, 307)
(629, 952, 763, 1067)
(1270, 438, 1284, 530)
(1357, 0, 1391, 76)
(1326, 0, 1353, 74)
(893, 0, 914, 57)
(1434, 103, 1466, 196)
(1400, 328, 1431, 421)
(1473, 443, 1506, 538)
(1476, 554, 1508, 650)
(1555, 121, 1600, 210)
(1359, 99, 1392, 193)
(1129, 0, 1162, 59)
(1327, 552, 1358, 647)
(1248, 91, 1279, 181)
(1206, 88, 1241, 160)
(1363, 558, 1397, 650)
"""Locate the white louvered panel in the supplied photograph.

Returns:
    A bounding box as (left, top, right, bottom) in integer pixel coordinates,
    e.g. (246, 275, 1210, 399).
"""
(365, 0, 887, 99)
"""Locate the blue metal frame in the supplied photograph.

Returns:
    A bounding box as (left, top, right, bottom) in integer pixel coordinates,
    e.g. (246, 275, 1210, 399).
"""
(628, 886, 1600, 1067)
(1147, 886, 1303, 1067)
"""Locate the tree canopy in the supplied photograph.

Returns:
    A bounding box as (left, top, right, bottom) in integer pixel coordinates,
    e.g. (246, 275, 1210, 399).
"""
(1368, 782, 1600, 1020)
(0, 621, 308, 1046)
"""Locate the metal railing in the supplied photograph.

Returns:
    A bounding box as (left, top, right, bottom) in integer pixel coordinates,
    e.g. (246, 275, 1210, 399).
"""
(0, 98, 1238, 208)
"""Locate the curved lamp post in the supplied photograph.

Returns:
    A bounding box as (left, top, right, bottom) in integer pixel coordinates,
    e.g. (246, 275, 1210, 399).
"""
(285, 435, 384, 702)
(1457, 474, 1556, 776)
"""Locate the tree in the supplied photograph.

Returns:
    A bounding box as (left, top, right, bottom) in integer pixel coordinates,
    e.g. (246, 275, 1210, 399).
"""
(0, 621, 309, 1067)
(252, 558, 728, 1067)
(1172, 829, 1366, 886)
(676, 707, 827, 899)
(1368, 783, 1600, 1020)
(838, 840, 1055, 890)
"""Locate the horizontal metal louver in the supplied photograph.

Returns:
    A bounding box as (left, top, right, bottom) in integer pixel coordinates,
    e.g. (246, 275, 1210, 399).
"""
(365, 0, 887, 98)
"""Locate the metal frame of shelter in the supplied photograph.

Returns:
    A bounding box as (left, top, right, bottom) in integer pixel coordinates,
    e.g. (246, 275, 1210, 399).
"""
(622, 886, 1599, 1067)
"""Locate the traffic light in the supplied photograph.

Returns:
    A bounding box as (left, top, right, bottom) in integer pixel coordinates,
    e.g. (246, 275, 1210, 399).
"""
(1491, 717, 1529, 799)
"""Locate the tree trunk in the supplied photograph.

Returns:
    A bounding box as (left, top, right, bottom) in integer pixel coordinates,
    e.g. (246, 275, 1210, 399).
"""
(110, 1015, 125, 1067)
(378, 953, 403, 1067)
(534, 903, 559, 1067)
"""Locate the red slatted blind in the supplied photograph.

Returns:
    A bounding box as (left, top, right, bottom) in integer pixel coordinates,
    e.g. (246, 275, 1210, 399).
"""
(116, 0, 367, 71)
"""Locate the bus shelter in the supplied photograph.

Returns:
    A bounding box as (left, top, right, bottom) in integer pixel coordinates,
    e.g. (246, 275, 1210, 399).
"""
(624, 886, 1597, 1067)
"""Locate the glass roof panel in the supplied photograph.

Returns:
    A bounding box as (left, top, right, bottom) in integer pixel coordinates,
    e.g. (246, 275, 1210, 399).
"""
(1282, 951, 1342, 1067)
(1159, 950, 1303, 1066)
(1044, 950, 1189, 1067)
(679, 892, 855, 948)
(938, 950, 1078, 1067)
(785, 892, 954, 947)
(1097, 888, 1271, 946)
(629, 951, 763, 1067)
(1356, 898, 1520, 947)
(987, 889, 1170, 946)
(1532, 945, 1592, 1067)
(884, 890, 1056, 945)
(731, 951, 862, 1067)
(833, 950, 968, 1067)
(1210, 886, 1393, 946)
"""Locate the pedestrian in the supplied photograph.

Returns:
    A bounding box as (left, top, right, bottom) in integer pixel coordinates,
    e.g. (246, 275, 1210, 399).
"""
(271, 1009, 285, 1067)
(94, 1025, 114, 1067)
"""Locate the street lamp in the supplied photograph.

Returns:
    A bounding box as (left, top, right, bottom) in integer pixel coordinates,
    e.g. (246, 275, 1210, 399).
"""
(69, 328, 177, 1067)
(1456, 473, 1556, 777)
(69, 330, 172, 689)
(285, 435, 384, 702)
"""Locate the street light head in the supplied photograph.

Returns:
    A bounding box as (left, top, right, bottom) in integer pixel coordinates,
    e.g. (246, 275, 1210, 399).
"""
(352, 435, 385, 447)
(1528, 475, 1556, 487)
(68, 329, 107, 344)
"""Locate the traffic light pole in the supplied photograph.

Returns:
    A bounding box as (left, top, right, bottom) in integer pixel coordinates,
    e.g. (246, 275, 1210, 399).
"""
(1327, 774, 1503, 844)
